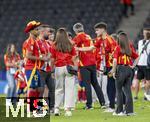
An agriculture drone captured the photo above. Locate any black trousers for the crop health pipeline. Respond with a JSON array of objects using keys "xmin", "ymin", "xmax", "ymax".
[
  {"xmin": 115, "ymin": 65, "xmax": 134, "ymax": 114},
  {"xmin": 40, "ymin": 71, "xmax": 55, "ymax": 109},
  {"xmin": 80, "ymin": 65, "xmax": 105, "ymax": 107},
  {"xmin": 106, "ymin": 67, "xmax": 116, "ymax": 109}
]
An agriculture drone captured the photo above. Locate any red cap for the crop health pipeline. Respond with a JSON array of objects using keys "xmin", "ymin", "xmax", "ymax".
[{"xmin": 24, "ymin": 21, "xmax": 41, "ymax": 33}]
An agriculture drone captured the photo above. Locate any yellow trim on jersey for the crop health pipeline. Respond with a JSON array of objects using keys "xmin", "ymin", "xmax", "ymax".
[{"xmin": 24, "ymin": 61, "xmax": 37, "ymax": 92}]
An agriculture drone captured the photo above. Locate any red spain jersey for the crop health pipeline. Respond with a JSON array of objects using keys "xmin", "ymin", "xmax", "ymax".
[
  {"xmin": 51, "ymin": 45, "xmax": 76, "ymax": 67},
  {"xmin": 73, "ymin": 32, "xmax": 96, "ymax": 67},
  {"xmin": 24, "ymin": 38, "xmax": 39, "ymax": 70},
  {"xmin": 22, "ymin": 37, "xmax": 34, "ymax": 66},
  {"xmin": 37, "ymin": 40, "xmax": 52, "ymax": 72},
  {"xmin": 94, "ymin": 35, "xmax": 117, "ymax": 68},
  {"xmin": 4, "ymin": 54, "xmax": 20, "ymax": 70},
  {"xmin": 114, "ymin": 45, "xmax": 138, "ymax": 65},
  {"xmin": 22, "ymin": 37, "xmax": 34, "ymax": 58},
  {"xmin": 93, "ymin": 39, "xmax": 101, "ymax": 70}
]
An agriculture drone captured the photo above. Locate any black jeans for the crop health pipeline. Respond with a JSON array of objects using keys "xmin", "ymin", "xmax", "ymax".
[
  {"xmin": 115, "ymin": 65, "xmax": 134, "ymax": 114},
  {"xmin": 106, "ymin": 67, "xmax": 116, "ymax": 109},
  {"xmin": 80, "ymin": 65, "xmax": 105, "ymax": 107},
  {"xmin": 40, "ymin": 71, "xmax": 55, "ymax": 109}
]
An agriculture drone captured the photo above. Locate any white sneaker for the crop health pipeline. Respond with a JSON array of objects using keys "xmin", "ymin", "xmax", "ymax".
[
  {"xmin": 112, "ymin": 112, "xmax": 117, "ymax": 116},
  {"xmin": 117, "ymin": 112, "xmax": 126, "ymax": 116},
  {"xmin": 126, "ymin": 113, "xmax": 136, "ymax": 116},
  {"xmin": 144, "ymin": 93, "xmax": 150, "ymax": 101},
  {"xmin": 113, "ymin": 112, "xmax": 126, "ymax": 116},
  {"xmin": 54, "ymin": 108, "xmax": 60, "ymax": 116},
  {"xmin": 104, "ymin": 108, "xmax": 115, "ymax": 113},
  {"xmin": 65, "ymin": 111, "xmax": 72, "ymax": 117}
]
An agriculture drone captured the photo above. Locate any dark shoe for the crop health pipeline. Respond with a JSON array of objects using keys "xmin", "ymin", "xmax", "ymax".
[
  {"xmin": 133, "ymin": 96, "xmax": 138, "ymax": 101},
  {"xmin": 144, "ymin": 96, "xmax": 148, "ymax": 101},
  {"xmin": 49, "ymin": 108, "xmax": 54, "ymax": 114}
]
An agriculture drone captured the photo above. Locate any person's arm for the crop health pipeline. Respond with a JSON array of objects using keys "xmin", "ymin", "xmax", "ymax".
[
  {"xmin": 132, "ymin": 57, "xmax": 139, "ymax": 68},
  {"xmin": 76, "ymin": 45, "xmax": 95, "ymax": 52},
  {"xmin": 72, "ymin": 55, "xmax": 79, "ymax": 66},
  {"xmin": 109, "ymin": 58, "xmax": 117, "ymax": 74},
  {"xmin": 109, "ymin": 46, "xmax": 119, "ymax": 78},
  {"xmin": 5, "ymin": 61, "xmax": 16, "ymax": 67},
  {"xmin": 130, "ymin": 48, "xmax": 139, "ymax": 68},
  {"xmin": 109, "ymin": 58, "xmax": 117, "ymax": 79},
  {"xmin": 4, "ymin": 55, "xmax": 18, "ymax": 68},
  {"xmin": 26, "ymin": 50, "xmax": 40, "ymax": 60},
  {"xmin": 26, "ymin": 50, "xmax": 49, "ymax": 61}
]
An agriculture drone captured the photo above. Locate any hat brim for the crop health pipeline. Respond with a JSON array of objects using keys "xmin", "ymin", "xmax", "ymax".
[{"xmin": 24, "ymin": 22, "xmax": 41, "ymax": 33}]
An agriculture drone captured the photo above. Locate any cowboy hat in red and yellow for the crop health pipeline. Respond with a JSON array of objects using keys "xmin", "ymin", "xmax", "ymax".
[{"xmin": 24, "ymin": 20, "xmax": 41, "ymax": 33}]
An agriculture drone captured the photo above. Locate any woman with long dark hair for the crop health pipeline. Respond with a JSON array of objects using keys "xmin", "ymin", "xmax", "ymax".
[
  {"xmin": 51, "ymin": 28, "xmax": 77, "ymax": 116},
  {"xmin": 110, "ymin": 32, "xmax": 139, "ymax": 116},
  {"xmin": 4, "ymin": 44, "xmax": 20, "ymax": 104}
]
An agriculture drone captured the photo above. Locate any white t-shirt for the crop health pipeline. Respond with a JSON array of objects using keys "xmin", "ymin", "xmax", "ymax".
[{"xmin": 138, "ymin": 39, "xmax": 150, "ymax": 66}]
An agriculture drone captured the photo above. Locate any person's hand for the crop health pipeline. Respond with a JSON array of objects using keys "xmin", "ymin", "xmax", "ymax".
[
  {"xmin": 112, "ymin": 73, "xmax": 116, "ymax": 79},
  {"xmin": 108, "ymin": 69, "xmax": 116, "ymax": 79},
  {"xmin": 43, "ymin": 56, "xmax": 50, "ymax": 62},
  {"xmin": 129, "ymin": 65, "xmax": 135, "ymax": 69},
  {"xmin": 102, "ymin": 31, "xmax": 107, "ymax": 40},
  {"xmin": 51, "ymin": 73, "xmax": 55, "ymax": 79}
]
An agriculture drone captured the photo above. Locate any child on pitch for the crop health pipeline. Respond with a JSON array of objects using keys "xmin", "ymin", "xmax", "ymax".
[{"xmin": 14, "ymin": 60, "xmax": 27, "ymax": 99}]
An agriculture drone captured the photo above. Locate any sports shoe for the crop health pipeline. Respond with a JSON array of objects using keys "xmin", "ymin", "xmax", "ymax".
[
  {"xmin": 144, "ymin": 93, "xmax": 150, "ymax": 101},
  {"xmin": 50, "ymin": 108, "xmax": 54, "ymax": 114},
  {"xmin": 126, "ymin": 113, "xmax": 136, "ymax": 116},
  {"xmin": 104, "ymin": 108, "xmax": 115, "ymax": 113},
  {"xmin": 113, "ymin": 112, "xmax": 126, "ymax": 116},
  {"xmin": 65, "ymin": 111, "xmax": 72, "ymax": 117},
  {"xmin": 134, "ymin": 96, "xmax": 138, "ymax": 100},
  {"xmin": 54, "ymin": 108, "xmax": 60, "ymax": 116}
]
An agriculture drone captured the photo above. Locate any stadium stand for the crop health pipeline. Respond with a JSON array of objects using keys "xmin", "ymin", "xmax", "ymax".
[
  {"xmin": 0, "ymin": 0, "xmax": 123, "ymax": 69},
  {"xmin": 135, "ymin": 13, "xmax": 150, "ymax": 47}
]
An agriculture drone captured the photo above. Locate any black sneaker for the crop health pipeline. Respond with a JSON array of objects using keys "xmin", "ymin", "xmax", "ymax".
[
  {"xmin": 133, "ymin": 97, "xmax": 138, "ymax": 101},
  {"xmin": 144, "ymin": 96, "xmax": 148, "ymax": 101}
]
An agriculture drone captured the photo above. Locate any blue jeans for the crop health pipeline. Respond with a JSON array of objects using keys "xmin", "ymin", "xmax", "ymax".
[{"xmin": 6, "ymin": 70, "xmax": 17, "ymax": 98}]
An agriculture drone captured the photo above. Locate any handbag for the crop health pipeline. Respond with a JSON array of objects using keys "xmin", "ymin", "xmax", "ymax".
[{"xmin": 67, "ymin": 65, "xmax": 78, "ymax": 75}]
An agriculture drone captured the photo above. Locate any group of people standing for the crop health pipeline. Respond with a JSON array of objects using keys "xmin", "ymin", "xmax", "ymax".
[{"xmin": 4, "ymin": 20, "xmax": 150, "ymax": 117}]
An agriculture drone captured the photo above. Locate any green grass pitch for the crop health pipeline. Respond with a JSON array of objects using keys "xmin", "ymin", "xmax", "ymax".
[{"xmin": 0, "ymin": 91, "xmax": 150, "ymax": 122}]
